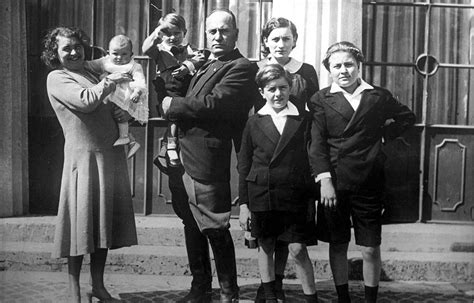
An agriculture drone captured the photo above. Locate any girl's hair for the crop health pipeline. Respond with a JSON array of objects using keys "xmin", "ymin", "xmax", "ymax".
[
  {"xmin": 322, "ymin": 41, "xmax": 365, "ymax": 71},
  {"xmin": 261, "ymin": 17, "xmax": 298, "ymax": 57},
  {"xmin": 41, "ymin": 26, "xmax": 90, "ymax": 69},
  {"xmin": 255, "ymin": 64, "xmax": 293, "ymax": 89},
  {"xmin": 159, "ymin": 13, "xmax": 187, "ymax": 32}
]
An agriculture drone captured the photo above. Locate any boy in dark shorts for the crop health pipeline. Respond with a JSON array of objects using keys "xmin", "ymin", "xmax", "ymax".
[
  {"xmin": 238, "ymin": 64, "xmax": 319, "ymax": 303},
  {"xmin": 308, "ymin": 41, "xmax": 415, "ymax": 303}
]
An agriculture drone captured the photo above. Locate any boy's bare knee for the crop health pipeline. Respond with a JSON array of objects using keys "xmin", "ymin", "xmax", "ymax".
[
  {"xmin": 288, "ymin": 243, "xmax": 306, "ymax": 260},
  {"xmin": 258, "ymin": 237, "xmax": 276, "ymax": 253},
  {"xmin": 361, "ymin": 245, "xmax": 380, "ymax": 261}
]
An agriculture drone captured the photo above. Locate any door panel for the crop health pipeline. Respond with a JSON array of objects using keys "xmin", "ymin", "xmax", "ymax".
[
  {"xmin": 382, "ymin": 127, "xmax": 421, "ymax": 223},
  {"xmin": 427, "ymin": 128, "xmax": 474, "ymax": 222}
]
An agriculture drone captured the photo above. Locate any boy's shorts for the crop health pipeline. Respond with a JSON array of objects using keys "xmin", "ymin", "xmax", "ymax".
[
  {"xmin": 320, "ymin": 188, "xmax": 383, "ymax": 247},
  {"xmin": 250, "ymin": 209, "xmax": 317, "ymax": 245}
]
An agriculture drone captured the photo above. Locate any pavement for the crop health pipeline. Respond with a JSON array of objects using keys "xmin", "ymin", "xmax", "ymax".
[{"xmin": 0, "ymin": 271, "xmax": 473, "ymax": 303}]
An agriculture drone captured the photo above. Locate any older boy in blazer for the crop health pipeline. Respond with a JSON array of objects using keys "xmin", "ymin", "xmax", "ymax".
[{"xmin": 308, "ymin": 42, "xmax": 415, "ymax": 303}]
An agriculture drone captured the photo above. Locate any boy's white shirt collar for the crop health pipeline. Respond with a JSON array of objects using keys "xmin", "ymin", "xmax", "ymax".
[
  {"xmin": 330, "ymin": 78, "xmax": 374, "ymax": 96},
  {"xmin": 258, "ymin": 100, "xmax": 299, "ymax": 117},
  {"xmin": 264, "ymin": 55, "xmax": 303, "ymax": 74},
  {"xmin": 158, "ymin": 43, "xmax": 191, "ymax": 53}
]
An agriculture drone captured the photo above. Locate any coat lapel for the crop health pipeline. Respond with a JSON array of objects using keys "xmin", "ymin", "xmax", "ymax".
[
  {"xmin": 189, "ymin": 60, "xmax": 225, "ymax": 94},
  {"xmin": 343, "ymin": 90, "xmax": 380, "ymax": 133},
  {"xmin": 256, "ymin": 115, "xmax": 280, "ymax": 146},
  {"xmin": 189, "ymin": 49, "xmax": 242, "ymax": 95},
  {"xmin": 271, "ymin": 115, "xmax": 302, "ymax": 163},
  {"xmin": 324, "ymin": 92, "xmax": 355, "ymax": 122}
]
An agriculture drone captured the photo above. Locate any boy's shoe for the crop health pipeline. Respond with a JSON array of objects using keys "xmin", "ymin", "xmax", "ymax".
[
  {"xmin": 167, "ymin": 149, "xmax": 181, "ymax": 167},
  {"xmin": 114, "ymin": 136, "xmax": 131, "ymax": 146},
  {"xmin": 166, "ymin": 137, "xmax": 181, "ymax": 167},
  {"xmin": 127, "ymin": 141, "xmax": 140, "ymax": 159}
]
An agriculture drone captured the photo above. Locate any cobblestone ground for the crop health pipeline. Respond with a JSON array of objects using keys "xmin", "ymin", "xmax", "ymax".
[{"xmin": 0, "ymin": 272, "xmax": 472, "ymax": 303}]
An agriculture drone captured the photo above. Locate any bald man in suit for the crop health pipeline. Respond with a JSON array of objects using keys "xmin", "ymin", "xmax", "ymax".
[{"xmin": 162, "ymin": 9, "xmax": 259, "ymax": 303}]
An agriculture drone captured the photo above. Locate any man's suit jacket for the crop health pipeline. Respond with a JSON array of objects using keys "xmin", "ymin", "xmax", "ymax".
[
  {"xmin": 166, "ymin": 49, "xmax": 259, "ymax": 182},
  {"xmin": 308, "ymin": 85, "xmax": 416, "ymax": 191},
  {"xmin": 238, "ymin": 111, "xmax": 315, "ymax": 212}
]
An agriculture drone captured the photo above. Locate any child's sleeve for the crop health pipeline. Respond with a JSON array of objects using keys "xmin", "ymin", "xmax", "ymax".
[
  {"xmin": 84, "ymin": 57, "xmax": 107, "ymax": 75},
  {"xmin": 182, "ymin": 49, "xmax": 211, "ymax": 75},
  {"xmin": 129, "ymin": 61, "xmax": 148, "ymax": 93}
]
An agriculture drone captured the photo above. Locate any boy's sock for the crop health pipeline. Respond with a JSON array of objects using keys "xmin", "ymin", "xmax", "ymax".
[
  {"xmin": 166, "ymin": 137, "xmax": 180, "ymax": 166},
  {"xmin": 336, "ymin": 284, "xmax": 351, "ymax": 303},
  {"xmin": 364, "ymin": 285, "xmax": 378, "ymax": 303},
  {"xmin": 127, "ymin": 141, "xmax": 140, "ymax": 159},
  {"xmin": 262, "ymin": 281, "xmax": 277, "ymax": 301},
  {"xmin": 113, "ymin": 136, "xmax": 130, "ymax": 146},
  {"xmin": 303, "ymin": 292, "xmax": 318, "ymax": 303},
  {"xmin": 275, "ymin": 274, "xmax": 285, "ymax": 299}
]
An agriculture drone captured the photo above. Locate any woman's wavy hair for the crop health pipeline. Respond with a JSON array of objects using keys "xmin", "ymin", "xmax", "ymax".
[
  {"xmin": 260, "ymin": 17, "xmax": 298, "ymax": 57},
  {"xmin": 322, "ymin": 41, "xmax": 365, "ymax": 71},
  {"xmin": 255, "ymin": 64, "xmax": 293, "ymax": 89},
  {"xmin": 41, "ymin": 26, "xmax": 90, "ymax": 69}
]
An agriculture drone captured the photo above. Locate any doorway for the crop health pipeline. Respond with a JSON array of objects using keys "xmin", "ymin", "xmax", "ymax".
[{"xmin": 363, "ymin": 0, "xmax": 474, "ymax": 223}]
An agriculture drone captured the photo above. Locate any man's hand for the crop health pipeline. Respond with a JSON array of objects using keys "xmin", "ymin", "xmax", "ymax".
[
  {"xmin": 384, "ymin": 118, "xmax": 395, "ymax": 126},
  {"xmin": 239, "ymin": 204, "xmax": 250, "ymax": 231},
  {"xmin": 320, "ymin": 178, "xmax": 337, "ymax": 209},
  {"xmin": 172, "ymin": 65, "xmax": 190, "ymax": 78},
  {"xmin": 113, "ymin": 105, "xmax": 132, "ymax": 123}
]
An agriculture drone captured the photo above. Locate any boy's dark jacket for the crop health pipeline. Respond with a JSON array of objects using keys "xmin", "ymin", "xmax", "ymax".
[
  {"xmin": 308, "ymin": 85, "xmax": 416, "ymax": 191},
  {"xmin": 238, "ymin": 110, "xmax": 316, "ymax": 212}
]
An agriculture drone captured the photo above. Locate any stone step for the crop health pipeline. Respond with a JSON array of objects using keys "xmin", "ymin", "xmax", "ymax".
[
  {"xmin": 1, "ymin": 216, "xmax": 473, "ymax": 252},
  {"xmin": 1, "ymin": 241, "xmax": 473, "ymax": 283}
]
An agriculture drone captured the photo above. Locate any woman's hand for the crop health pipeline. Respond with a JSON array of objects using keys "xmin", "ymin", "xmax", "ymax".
[
  {"xmin": 112, "ymin": 105, "xmax": 132, "ymax": 123},
  {"xmin": 239, "ymin": 204, "xmax": 250, "ymax": 231},
  {"xmin": 106, "ymin": 72, "xmax": 132, "ymax": 84},
  {"xmin": 320, "ymin": 178, "xmax": 337, "ymax": 209}
]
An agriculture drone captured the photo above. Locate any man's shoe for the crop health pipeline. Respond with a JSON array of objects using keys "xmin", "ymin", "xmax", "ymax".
[{"xmin": 177, "ymin": 289, "xmax": 212, "ymax": 303}]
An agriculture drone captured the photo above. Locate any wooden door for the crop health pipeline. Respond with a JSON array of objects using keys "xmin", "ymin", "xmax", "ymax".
[
  {"xmin": 26, "ymin": 0, "xmax": 149, "ymax": 214},
  {"xmin": 363, "ymin": 1, "xmax": 474, "ymax": 223}
]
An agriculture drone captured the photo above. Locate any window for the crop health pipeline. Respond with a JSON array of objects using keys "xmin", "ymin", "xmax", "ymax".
[{"xmin": 362, "ymin": 0, "xmax": 474, "ymax": 125}]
